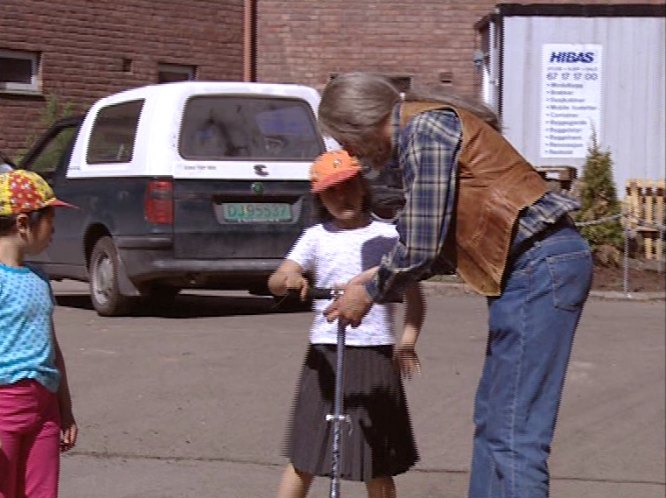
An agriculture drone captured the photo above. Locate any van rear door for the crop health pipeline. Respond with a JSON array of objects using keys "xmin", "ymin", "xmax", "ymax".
[{"xmin": 172, "ymin": 94, "xmax": 324, "ymax": 260}]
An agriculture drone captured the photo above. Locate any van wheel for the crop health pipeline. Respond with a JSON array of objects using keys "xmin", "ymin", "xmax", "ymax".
[{"xmin": 89, "ymin": 236, "xmax": 133, "ymax": 316}]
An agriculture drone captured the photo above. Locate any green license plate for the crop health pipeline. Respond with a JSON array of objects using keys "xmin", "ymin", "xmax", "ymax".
[{"xmin": 222, "ymin": 202, "xmax": 292, "ymax": 223}]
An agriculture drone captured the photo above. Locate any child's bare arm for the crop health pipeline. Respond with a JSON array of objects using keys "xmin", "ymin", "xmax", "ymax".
[
  {"xmin": 401, "ymin": 282, "xmax": 425, "ymax": 345},
  {"xmin": 52, "ymin": 321, "xmax": 78, "ymax": 452},
  {"xmin": 268, "ymin": 260, "xmax": 309, "ymax": 300},
  {"xmin": 395, "ymin": 282, "xmax": 426, "ymax": 377}
]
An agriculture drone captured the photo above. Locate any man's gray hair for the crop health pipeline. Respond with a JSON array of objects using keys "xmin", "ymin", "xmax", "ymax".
[
  {"xmin": 319, "ymin": 73, "xmax": 502, "ymax": 149},
  {"xmin": 318, "ymin": 73, "xmax": 401, "ymax": 151}
]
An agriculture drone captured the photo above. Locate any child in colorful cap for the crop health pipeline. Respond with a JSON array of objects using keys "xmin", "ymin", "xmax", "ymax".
[
  {"xmin": 0, "ymin": 170, "xmax": 78, "ymax": 498},
  {"xmin": 269, "ymin": 150, "xmax": 425, "ymax": 498},
  {"xmin": 0, "ymin": 169, "xmax": 75, "ymax": 216}
]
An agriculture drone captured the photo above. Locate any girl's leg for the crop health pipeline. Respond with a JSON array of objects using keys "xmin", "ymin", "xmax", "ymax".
[
  {"xmin": 0, "ymin": 430, "xmax": 22, "ymax": 498},
  {"xmin": 23, "ymin": 387, "xmax": 60, "ymax": 498},
  {"xmin": 276, "ymin": 463, "xmax": 313, "ymax": 498},
  {"xmin": 1, "ymin": 381, "xmax": 41, "ymax": 498},
  {"xmin": 366, "ymin": 476, "xmax": 396, "ymax": 498}
]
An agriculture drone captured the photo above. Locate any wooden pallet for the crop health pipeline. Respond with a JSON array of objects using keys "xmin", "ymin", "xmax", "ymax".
[{"xmin": 624, "ymin": 179, "xmax": 665, "ymax": 260}]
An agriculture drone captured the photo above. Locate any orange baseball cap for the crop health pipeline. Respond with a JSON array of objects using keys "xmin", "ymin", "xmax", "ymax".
[
  {"xmin": 0, "ymin": 169, "xmax": 76, "ymax": 216},
  {"xmin": 310, "ymin": 150, "xmax": 361, "ymax": 193}
]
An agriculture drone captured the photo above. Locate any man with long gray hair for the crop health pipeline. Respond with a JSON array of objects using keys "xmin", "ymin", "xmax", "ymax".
[{"xmin": 319, "ymin": 72, "xmax": 592, "ymax": 498}]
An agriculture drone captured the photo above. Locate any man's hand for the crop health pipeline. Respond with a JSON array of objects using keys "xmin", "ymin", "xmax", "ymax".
[{"xmin": 323, "ymin": 281, "xmax": 373, "ymax": 327}]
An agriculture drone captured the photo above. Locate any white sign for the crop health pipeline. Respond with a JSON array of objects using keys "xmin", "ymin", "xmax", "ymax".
[{"xmin": 540, "ymin": 44, "xmax": 603, "ymax": 158}]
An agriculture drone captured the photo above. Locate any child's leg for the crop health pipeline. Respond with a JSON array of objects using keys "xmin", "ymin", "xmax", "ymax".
[
  {"xmin": 276, "ymin": 463, "xmax": 313, "ymax": 498},
  {"xmin": 0, "ymin": 380, "xmax": 50, "ymax": 498},
  {"xmin": 23, "ymin": 415, "xmax": 60, "ymax": 497},
  {"xmin": 366, "ymin": 476, "xmax": 396, "ymax": 498},
  {"xmin": 23, "ymin": 384, "xmax": 61, "ymax": 498},
  {"xmin": 0, "ymin": 430, "xmax": 22, "ymax": 498}
]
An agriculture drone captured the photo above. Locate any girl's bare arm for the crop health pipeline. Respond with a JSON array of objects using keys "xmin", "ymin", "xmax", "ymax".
[{"xmin": 52, "ymin": 321, "xmax": 78, "ymax": 451}]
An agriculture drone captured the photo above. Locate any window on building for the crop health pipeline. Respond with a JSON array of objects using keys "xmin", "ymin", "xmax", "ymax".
[
  {"xmin": 476, "ymin": 22, "xmax": 499, "ymax": 111},
  {"xmin": 389, "ymin": 76, "xmax": 412, "ymax": 92},
  {"xmin": 87, "ymin": 100, "xmax": 144, "ymax": 164},
  {"xmin": 0, "ymin": 49, "xmax": 40, "ymax": 92},
  {"xmin": 121, "ymin": 58, "xmax": 133, "ymax": 73},
  {"xmin": 158, "ymin": 63, "xmax": 196, "ymax": 83}
]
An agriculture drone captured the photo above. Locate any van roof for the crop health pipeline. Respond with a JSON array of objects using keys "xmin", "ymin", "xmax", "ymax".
[
  {"xmin": 67, "ymin": 81, "xmax": 325, "ymax": 180},
  {"xmin": 96, "ymin": 81, "xmax": 323, "ymax": 108}
]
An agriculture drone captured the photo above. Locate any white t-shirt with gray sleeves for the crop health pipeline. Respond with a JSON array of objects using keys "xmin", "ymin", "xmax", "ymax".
[{"xmin": 286, "ymin": 220, "xmax": 398, "ymax": 346}]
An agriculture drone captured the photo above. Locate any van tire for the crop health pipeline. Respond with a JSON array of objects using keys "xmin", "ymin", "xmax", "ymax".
[{"xmin": 89, "ymin": 236, "xmax": 133, "ymax": 316}]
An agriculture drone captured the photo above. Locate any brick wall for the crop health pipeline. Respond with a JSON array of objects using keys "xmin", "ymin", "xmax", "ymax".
[
  {"xmin": 2, "ymin": 1, "xmax": 662, "ymax": 159},
  {"xmin": 0, "ymin": 0, "xmax": 244, "ymax": 158},
  {"xmin": 256, "ymin": 0, "xmax": 498, "ymax": 96},
  {"xmin": 256, "ymin": 0, "xmax": 665, "ymax": 96}
]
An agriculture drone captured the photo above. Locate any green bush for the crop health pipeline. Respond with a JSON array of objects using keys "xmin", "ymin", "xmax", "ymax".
[
  {"xmin": 574, "ymin": 134, "xmax": 624, "ymax": 265},
  {"xmin": 18, "ymin": 93, "xmax": 76, "ymax": 162}
]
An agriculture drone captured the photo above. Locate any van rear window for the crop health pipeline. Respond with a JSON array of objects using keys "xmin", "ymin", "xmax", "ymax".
[
  {"xmin": 87, "ymin": 100, "xmax": 144, "ymax": 164},
  {"xmin": 179, "ymin": 96, "xmax": 323, "ymax": 161}
]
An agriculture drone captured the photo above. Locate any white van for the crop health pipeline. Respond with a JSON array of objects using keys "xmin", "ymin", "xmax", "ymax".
[{"xmin": 19, "ymin": 81, "xmax": 326, "ymax": 315}]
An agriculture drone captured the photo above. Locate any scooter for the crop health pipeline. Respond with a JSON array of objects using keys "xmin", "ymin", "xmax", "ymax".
[{"xmin": 304, "ymin": 286, "xmax": 350, "ymax": 498}]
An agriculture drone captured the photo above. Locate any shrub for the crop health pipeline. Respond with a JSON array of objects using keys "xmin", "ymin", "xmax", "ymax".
[
  {"xmin": 574, "ymin": 134, "xmax": 624, "ymax": 265},
  {"xmin": 18, "ymin": 93, "xmax": 76, "ymax": 162}
]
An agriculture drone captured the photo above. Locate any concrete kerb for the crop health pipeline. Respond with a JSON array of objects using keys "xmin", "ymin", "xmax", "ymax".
[
  {"xmin": 51, "ymin": 279, "xmax": 664, "ymax": 302},
  {"xmin": 421, "ymin": 280, "xmax": 666, "ymax": 301}
]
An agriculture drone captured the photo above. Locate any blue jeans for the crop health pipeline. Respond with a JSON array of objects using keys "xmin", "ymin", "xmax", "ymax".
[{"xmin": 468, "ymin": 226, "xmax": 593, "ymax": 498}]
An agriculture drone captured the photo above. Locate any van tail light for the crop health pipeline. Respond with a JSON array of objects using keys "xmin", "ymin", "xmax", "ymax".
[{"xmin": 145, "ymin": 179, "xmax": 174, "ymax": 225}]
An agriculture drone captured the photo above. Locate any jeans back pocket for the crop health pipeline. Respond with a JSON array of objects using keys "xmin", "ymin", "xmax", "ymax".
[{"xmin": 546, "ymin": 250, "xmax": 593, "ymax": 311}]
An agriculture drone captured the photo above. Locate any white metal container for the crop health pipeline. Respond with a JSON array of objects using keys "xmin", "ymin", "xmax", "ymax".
[{"xmin": 477, "ymin": 4, "xmax": 665, "ymax": 190}]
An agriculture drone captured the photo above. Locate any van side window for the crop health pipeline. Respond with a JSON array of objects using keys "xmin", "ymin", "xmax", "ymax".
[
  {"xmin": 87, "ymin": 100, "xmax": 144, "ymax": 164},
  {"xmin": 179, "ymin": 96, "xmax": 323, "ymax": 161}
]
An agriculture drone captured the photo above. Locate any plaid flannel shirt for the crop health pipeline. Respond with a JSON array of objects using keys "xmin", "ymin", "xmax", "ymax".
[{"xmin": 365, "ymin": 104, "xmax": 581, "ymax": 303}]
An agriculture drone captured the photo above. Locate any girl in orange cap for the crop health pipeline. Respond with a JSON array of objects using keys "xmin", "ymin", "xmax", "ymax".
[{"xmin": 268, "ymin": 150, "xmax": 425, "ymax": 498}]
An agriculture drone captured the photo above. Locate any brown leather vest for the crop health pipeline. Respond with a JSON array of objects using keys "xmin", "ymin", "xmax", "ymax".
[{"xmin": 399, "ymin": 101, "xmax": 547, "ymax": 296}]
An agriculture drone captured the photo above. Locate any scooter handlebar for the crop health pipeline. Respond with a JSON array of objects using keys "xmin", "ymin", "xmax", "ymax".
[
  {"xmin": 309, "ymin": 287, "xmax": 337, "ymax": 300},
  {"xmin": 286, "ymin": 287, "xmax": 342, "ymax": 300}
]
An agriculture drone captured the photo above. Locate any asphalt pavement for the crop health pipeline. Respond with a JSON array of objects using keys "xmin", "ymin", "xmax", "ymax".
[{"xmin": 49, "ymin": 280, "xmax": 665, "ymax": 498}]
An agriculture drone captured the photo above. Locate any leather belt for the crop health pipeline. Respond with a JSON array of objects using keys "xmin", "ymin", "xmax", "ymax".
[{"xmin": 510, "ymin": 214, "xmax": 576, "ymax": 260}]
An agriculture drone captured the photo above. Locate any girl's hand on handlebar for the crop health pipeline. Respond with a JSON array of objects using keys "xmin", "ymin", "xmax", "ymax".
[{"xmin": 285, "ymin": 273, "xmax": 309, "ymax": 301}]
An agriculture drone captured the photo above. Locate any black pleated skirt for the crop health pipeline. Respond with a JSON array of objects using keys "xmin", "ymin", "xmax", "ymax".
[{"xmin": 283, "ymin": 343, "xmax": 419, "ymax": 482}]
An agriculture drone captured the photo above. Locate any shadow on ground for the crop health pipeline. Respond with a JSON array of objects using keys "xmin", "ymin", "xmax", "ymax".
[{"xmin": 55, "ymin": 292, "xmax": 312, "ymax": 318}]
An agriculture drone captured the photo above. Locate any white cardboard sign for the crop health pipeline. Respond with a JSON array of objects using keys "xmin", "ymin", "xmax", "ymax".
[{"xmin": 540, "ymin": 43, "xmax": 603, "ymax": 159}]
